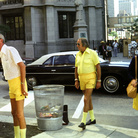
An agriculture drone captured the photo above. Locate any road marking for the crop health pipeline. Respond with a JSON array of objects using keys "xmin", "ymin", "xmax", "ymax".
[
  {"xmin": 0, "ymin": 91, "xmax": 34, "ymax": 112},
  {"xmin": 72, "ymin": 95, "xmax": 84, "ymax": 118}
]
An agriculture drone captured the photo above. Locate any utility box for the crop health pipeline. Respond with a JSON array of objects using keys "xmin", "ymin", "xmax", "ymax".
[{"xmin": 123, "ymin": 39, "xmax": 131, "ymax": 57}]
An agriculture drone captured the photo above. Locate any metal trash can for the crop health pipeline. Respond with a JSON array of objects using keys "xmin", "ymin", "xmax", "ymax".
[{"xmin": 33, "ymin": 85, "xmax": 64, "ymax": 131}]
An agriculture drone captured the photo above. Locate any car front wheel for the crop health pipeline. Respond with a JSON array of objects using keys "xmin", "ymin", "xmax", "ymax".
[
  {"xmin": 103, "ymin": 76, "xmax": 120, "ymax": 93},
  {"xmin": 26, "ymin": 76, "xmax": 37, "ymax": 90}
]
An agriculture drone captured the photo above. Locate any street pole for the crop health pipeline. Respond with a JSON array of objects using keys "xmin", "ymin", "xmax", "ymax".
[{"xmin": 104, "ymin": 0, "xmax": 108, "ymax": 42}]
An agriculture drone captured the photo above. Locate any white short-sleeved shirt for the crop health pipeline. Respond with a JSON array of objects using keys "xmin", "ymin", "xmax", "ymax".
[
  {"xmin": 113, "ymin": 42, "xmax": 118, "ymax": 48},
  {"xmin": 0, "ymin": 44, "xmax": 23, "ymax": 80}
]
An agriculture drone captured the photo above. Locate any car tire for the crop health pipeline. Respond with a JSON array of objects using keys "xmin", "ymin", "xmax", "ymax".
[
  {"xmin": 102, "ymin": 75, "xmax": 121, "ymax": 93},
  {"xmin": 26, "ymin": 76, "xmax": 38, "ymax": 90}
]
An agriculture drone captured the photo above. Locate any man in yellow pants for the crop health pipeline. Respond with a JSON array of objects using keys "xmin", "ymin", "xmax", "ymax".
[
  {"xmin": 75, "ymin": 38, "xmax": 101, "ymax": 129},
  {"xmin": 0, "ymin": 34, "xmax": 28, "ymax": 138}
]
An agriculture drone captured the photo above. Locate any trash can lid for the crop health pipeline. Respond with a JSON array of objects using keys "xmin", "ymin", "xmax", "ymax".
[{"xmin": 33, "ymin": 85, "xmax": 64, "ymax": 90}]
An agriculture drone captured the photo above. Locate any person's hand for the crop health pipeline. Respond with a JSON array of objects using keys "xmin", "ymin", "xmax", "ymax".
[
  {"xmin": 75, "ymin": 81, "xmax": 79, "ymax": 89},
  {"xmin": 131, "ymin": 79, "xmax": 137, "ymax": 87},
  {"xmin": 21, "ymin": 84, "xmax": 28, "ymax": 96},
  {"xmin": 96, "ymin": 82, "xmax": 101, "ymax": 89}
]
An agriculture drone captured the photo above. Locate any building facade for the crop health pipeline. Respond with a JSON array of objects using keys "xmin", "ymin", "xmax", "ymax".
[
  {"xmin": 119, "ymin": 0, "xmax": 134, "ymax": 16},
  {"xmin": 0, "ymin": 0, "xmax": 105, "ymax": 58},
  {"xmin": 133, "ymin": 0, "xmax": 138, "ymax": 15},
  {"xmin": 107, "ymin": 0, "xmax": 119, "ymax": 17},
  {"xmin": 108, "ymin": 15, "xmax": 138, "ymax": 40}
]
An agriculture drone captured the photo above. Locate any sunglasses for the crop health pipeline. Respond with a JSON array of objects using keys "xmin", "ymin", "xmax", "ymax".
[{"xmin": 76, "ymin": 43, "xmax": 80, "ymax": 46}]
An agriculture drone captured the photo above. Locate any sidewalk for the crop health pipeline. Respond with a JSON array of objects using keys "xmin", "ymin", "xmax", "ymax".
[
  {"xmin": 99, "ymin": 52, "xmax": 132, "ymax": 62},
  {"xmin": 1, "ymin": 115, "xmax": 138, "ymax": 138},
  {"xmin": 32, "ymin": 121, "xmax": 138, "ymax": 138}
]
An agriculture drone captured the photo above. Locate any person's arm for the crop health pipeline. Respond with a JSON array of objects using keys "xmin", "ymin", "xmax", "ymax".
[
  {"xmin": 18, "ymin": 62, "xmax": 28, "ymax": 96},
  {"xmin": 128, "ymin": 56, "xmax": 135, "ymax": 81},
  {"xmin": 75, "ymin": 67, "xmax": 79, "ymax": 89},
  {"xmin": 96, "ymin": 63, "xmax": 101, "ymax": 89},
  {"xmin": 112, "ymin": 42, "xmax": 115, "ymax": 47},
  {"xmin": 128, "ymin": 56, "xmax": 138, "ymax": 87}
]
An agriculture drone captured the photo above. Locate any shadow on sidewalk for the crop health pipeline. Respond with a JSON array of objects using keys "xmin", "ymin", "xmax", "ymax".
[{"xmin": 0, "ymin": 122, "xmax": 42, "ymax": 138}]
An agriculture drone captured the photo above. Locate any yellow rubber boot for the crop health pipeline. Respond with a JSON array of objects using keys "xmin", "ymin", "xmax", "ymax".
[{"xmin": 14, "ymin": 126, "xmax": 20, "ymax": 138}]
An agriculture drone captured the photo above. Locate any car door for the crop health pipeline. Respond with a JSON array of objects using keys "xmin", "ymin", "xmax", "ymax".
[
  {"xmin": 28, "ymin": 56, "xmax": 55, "ymax": 84},
  {"xmin": 51, "ymin": 54, "xmax": 75, "ymax": 85}
]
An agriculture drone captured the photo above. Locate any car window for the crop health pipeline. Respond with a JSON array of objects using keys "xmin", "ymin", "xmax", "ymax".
[
  {"xmin": 53, "ymin": 55, "xmax": 75, "ymax": 66},
  {"xmin": 68, "ymin": 55, "xmax": 75, "ymax": 65},
  {"xmin": 43, "ymin": 57, "xmax": 53, "ymax": 66}
]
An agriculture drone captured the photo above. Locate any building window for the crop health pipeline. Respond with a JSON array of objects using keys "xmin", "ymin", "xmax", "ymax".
[
  {"xmin": 126, "ymin": 18, "xmax": 129, "ymax": 23},
  {"xmin": 2, "ymin": 0, "xmax": 23, "ymax": 5},
  {"xmin": 4, "ymin": 15, "xmax": 24, "ymax": 40},
  {"xmin": 58, "ymin": 12, "xmax": 76, "ymax": 38}
]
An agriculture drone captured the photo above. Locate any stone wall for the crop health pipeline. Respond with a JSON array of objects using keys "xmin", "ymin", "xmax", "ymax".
[
  {"xmin": 6, "ymin": 40, "xmax": 25, "ymax": 58},
  {"xmin": 0, "ymin": 0, "xmax": 105, "ymax": 58}
]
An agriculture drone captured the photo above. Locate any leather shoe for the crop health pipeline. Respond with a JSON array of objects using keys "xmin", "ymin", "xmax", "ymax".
[
  {"xmin": 78, "ymin": 123, "xmax": 86, "ymax": 129},
  {"xmin": 86, "ymin": 119, "xmax": 96, "ymax": 125}
]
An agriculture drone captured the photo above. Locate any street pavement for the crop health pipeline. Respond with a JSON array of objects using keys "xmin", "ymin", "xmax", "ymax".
[{"xmin": 1, "ymin": 52, "xmax": 138, "ymax": 138}]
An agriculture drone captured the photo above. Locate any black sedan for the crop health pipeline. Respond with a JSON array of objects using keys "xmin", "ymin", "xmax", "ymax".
[{"xmin": 26, "ymin": 51, "xmax": 130, "ymax": 93}]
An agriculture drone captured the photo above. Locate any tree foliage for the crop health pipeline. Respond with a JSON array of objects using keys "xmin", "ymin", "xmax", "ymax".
[
  {"xmin": 109, "ymin": 31, "xmax": 118, "ymax": 38},
  {"xmin": 127, "ymin": 18, "xmax": 138, "ymax": 33},
  {"xmin": 133, "ymin": 18, "xmax": 138, "ymax": 32},
  {"xmin": 0, "ymin": 24, "xmax": 10, "ymax": 34}
]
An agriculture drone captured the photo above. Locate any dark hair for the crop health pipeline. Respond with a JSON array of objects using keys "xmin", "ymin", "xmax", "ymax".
[
  {"xmin": 106, "ymin": 42, "xmax": 109, "ymax": 45},
  {"xmin": 79, "ymin": 38, "xmax": 89, "ymax": 48}
]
